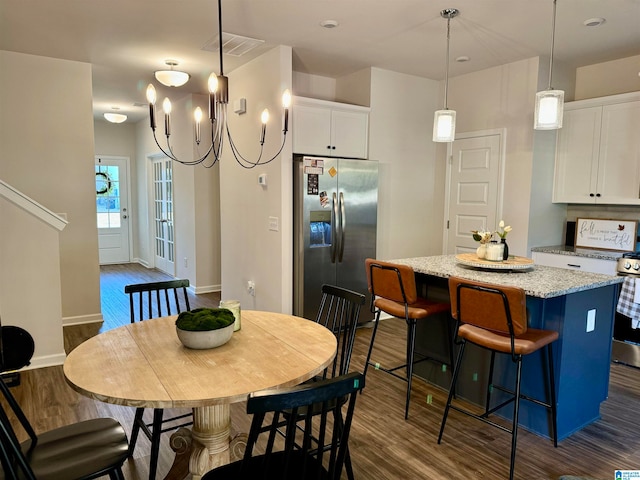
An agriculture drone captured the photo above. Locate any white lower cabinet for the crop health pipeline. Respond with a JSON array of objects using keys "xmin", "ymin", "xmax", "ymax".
[{"xmin": 532, "ymin": 251, "xmax": 617, "ymax": 276}]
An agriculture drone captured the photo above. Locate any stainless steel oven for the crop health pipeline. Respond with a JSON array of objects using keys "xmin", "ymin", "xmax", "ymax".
[{"xmin": 612, "ymin": 252, "xmax": 640, "ymax": 368}]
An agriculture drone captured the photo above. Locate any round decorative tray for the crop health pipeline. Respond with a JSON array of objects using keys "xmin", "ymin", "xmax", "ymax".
[{"xmin": 455, "ymin": 253, "xmax": 534, "ymax": 271}]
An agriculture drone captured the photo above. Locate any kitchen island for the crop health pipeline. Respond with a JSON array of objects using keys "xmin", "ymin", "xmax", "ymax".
[{"xmin": 390, "ymin": 255, "xmax": 623, "ymax": 441}]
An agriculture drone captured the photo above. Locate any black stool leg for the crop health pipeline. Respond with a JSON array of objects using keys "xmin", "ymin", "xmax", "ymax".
[
  {"xmin": 363, "ymin": 310, "xmax": 382, "ymax": 382},
  {"xmin": 548, "ymin": 343, "xmax": 558, "ymax": 448},
  {"xmin": 484, "ymin": 351, "xmax": 497, "ymax": 417},
  {"xmin": 149, "ymin": 408, "xmax": 164, "ymax": 480},
  {"xmin": 438, "ymin": 340, "xmax": 466, "ymax": 444},
  {"xmin": 128, "ymin": 408, "xmax": 144, "ymax": 457},
  {"xmin": 405, "ymin": 319, "xmax": 417, "ymax": 419},
  {"xmin": 509, "ymin": 357, "xmax": 523, "ymax": 480}
]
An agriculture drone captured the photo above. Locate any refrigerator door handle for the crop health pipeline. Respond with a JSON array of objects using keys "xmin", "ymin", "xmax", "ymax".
[
  {"xmin": 331, "ymin": 192, "xmax": 338, "ymax": 263},
  {"xmin": 338, "ymin": 192, "xmax": 346, "ymax": 262}
]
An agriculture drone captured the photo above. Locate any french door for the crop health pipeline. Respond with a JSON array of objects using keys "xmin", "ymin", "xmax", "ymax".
[
  {"xmin": 152, "ymin": 157, "xmax": 175, "ymax": 275},
  {"xmin": 96, "ymin": 156, "xmax": 130, "ymax": 264}
]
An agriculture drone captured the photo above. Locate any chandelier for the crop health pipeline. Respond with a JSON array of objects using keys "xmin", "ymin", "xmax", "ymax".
[{"xmin": 146, "ymin": 0, "xmax": 290, "ymax": 168}]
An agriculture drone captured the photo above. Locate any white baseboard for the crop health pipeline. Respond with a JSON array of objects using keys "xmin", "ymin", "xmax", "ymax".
[
  {"xmin": 19, "ymin": 352, "xmax": 67, "ymax": 370},
  {"xmin": 62, "ymin": 313, "xmax": 103, "ymax": 326},
  {"xmin": 133, "ymin": 257, "xmax": 150, "ymax": 268},
  {"xmin": 193, "ymin": 284, "xmax": 221, "ymax": 295}
]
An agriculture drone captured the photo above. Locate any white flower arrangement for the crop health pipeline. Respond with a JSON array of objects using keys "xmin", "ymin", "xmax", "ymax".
[{"xmin": 496, "ymin": 220, "xmax": 512, "ymax": 239}]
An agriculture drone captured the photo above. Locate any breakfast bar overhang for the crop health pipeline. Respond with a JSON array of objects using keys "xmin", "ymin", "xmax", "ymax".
[{"xmin": 390, "ymin": 255, "xmax": 624, "ymax": 441}]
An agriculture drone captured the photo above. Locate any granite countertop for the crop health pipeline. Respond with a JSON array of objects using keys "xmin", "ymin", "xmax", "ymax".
[
  {"xmin": 390, "ymin": 255, "xmax": 623, "ymax": 299},
  {"xmin": 530, "ymin": 245, "xmax": 624, "ymax": 261}
]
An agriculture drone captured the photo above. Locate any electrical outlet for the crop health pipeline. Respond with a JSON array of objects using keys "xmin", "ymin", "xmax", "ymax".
[
  {"xmin": 247, "ymin": 280, "xmax": 255, "ymax": 296},
  {"xmin": 587, "ymin": 309, "xmax": 596, "ymax": 332},
  {"xmin": 183, "ymin": 257, "xmax": 188, "ymax": 268}
]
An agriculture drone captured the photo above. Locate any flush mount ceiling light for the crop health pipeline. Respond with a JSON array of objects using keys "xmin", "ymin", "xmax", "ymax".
[
  {"xmin": 583, "ymin": 17, "xmax": 605, "ymax": 27},
  {"xmin": 433, "ymin": 8, "xmax": 459, "ymax": 143},
  {"xmin": 320, "ymin": 20, "xmax": 339, "ymax": 28},
  {"xmin": 104, "ymin": 107, "xmax": 127, "ymax": 123},
  {"xmin": 146, "ymin": 0, "xmax": 290, "ymax": 168},
  {"xmin": 154, "ymin": 60, "xmax": 190, "ymax": 87},
  {"xmin": 534, "ymin": 0, "xmax": 564, "ymax": 130}
]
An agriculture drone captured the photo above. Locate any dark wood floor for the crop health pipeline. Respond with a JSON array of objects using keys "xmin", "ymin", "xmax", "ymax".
[{"xmin": 5, "ymin": 263, "xmax": 640, "ymax": 479}]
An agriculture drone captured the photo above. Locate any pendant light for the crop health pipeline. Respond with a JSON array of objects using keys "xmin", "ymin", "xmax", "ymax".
[
  {"xmin": 146, "ymin": 0, "xmax": 290, "ymax": 168},
  {"xmin": 433, "ymin": 8, "xmax": 459, "ymax": 143},
  {"xmin": 534, "ymin": 0, "xmax": 564, "ymax": 130}
]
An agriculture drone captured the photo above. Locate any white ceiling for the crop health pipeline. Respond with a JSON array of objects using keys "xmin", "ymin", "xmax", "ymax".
[{"xmin": 1, "ymin": 0, "xmax": 639, "ymax": 123}]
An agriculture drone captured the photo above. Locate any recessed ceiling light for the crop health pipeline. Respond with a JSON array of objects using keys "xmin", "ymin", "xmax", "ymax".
[
  {"xmin": 320, "ymin": 20, "xmax": 339, "ymax": 29},
  {"xmin": 583, "ymin": 17, "xmax": 605, "ymax": 27},
  {"xmin": 456, "ymin": 56, "xmax": 470, "ymax": 63}
]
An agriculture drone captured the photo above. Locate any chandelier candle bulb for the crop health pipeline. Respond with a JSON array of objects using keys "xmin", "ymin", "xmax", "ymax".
[
  {"xmin": 282, "ymin": 89, "xmax": 291, "ymax": 133},
  {"xmin": 162, "ymin": 98, "xmax": 172, "ymax": 137},
  {"xmin": 194, "ymin": 107, "xmax": 203, "ymax": 144},
  {"xmin": 146, "ymin": 84, "xmax": 157, "ymax": 130},
  {"xmin": 260, "ymin": 109, "xmax": 269, "ymax": 145}
]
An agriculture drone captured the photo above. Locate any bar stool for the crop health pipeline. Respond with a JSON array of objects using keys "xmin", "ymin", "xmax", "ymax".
[
  {"xmin": 438, "ymin": 276, "xmax": 558, "ymax": 480},
  {"xmin": 364, "ymin": 258, "xmax": 452, "ymax": 419}
]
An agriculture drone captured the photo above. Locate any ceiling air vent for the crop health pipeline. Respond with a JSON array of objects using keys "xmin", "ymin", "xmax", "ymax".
[{"xmin": 202, "ymin": 32, "xmax": 265, "ymax": 57}]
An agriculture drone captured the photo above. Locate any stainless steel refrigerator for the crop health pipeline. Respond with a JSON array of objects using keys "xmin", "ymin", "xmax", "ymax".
[{"xmin": 293, "ymin": 155, "xmax": 378, "ymax": 322}]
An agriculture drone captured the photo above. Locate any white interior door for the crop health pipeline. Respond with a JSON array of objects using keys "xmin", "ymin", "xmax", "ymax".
[
  {"xmin": 444, "ymin": 132, "xmax": 503, "ymax": 254},
  {"xmin": 96, "ymin": 156, "xmax": 130, "ymax": 264},
  {"xmin": 153, "ymin": 158, "xmax": 175, "ymax": 275}
]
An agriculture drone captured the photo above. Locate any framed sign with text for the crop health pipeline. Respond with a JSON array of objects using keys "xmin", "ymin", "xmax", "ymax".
[{"xmin": 575, "ymin": 218, "xmax": 637, "ymax": 252}]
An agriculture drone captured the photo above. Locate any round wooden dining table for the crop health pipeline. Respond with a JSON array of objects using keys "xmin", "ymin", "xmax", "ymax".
[{"xmin": 63, "ymin": 310, "xmax": 337, "ymax": 479}]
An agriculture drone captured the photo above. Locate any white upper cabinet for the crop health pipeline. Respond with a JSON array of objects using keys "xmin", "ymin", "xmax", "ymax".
[
  {"xmin": 292, "ymin": 96, "xmax": 369, "ymax": 159},
  {"xmin": 553, "ymin": 92, "xmax": 640, "ymax": 204}
]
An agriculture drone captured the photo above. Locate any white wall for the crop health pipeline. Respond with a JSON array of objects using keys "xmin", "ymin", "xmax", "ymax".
[
  {"xmin": 367, "ymin": 68, "xmax": 441, "ymax": 259},
  {"xmin": 575, "ymin": 55, "xmax": 640, "ymax": 100},
  {"xmin": 0, "ymin": 50, "xmax": 101, "ymax": 325},
  {"xmin": 220, "ymin": 45, "xmax": 292, "ymax": 313},
  {"xmin": 0, "ymin": 195, "xmax": 66, "ymax": 369}
]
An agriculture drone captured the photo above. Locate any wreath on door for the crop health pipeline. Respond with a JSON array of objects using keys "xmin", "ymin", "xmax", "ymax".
[{"xmin": 96, "ymin": 171, "xmax": 112, "ymax": 195}]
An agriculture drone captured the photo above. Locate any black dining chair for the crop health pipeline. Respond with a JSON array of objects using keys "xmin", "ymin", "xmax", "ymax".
[
  {"xmin": 202, "ymin": 372, "xmax": 365, "ymax": 480},
  {"xmin": 124, "ymin": 278, "xmax": 192, "ymax": 480},
  {"xmin": 0, "ymin": 325, "xmax": 129, "ymax": 480}
]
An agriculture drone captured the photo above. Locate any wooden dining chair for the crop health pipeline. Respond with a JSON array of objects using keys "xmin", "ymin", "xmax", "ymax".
[
  {"xmin": 124, "ymin": 278, "xmax": 192, "ymax": 480},
  {"xmin": 438, "ymin": 276, "xmax": 558, "ymax": 480},
  {"xmin": 201, "ymin": 372, "xmax": 365, "ymax": 480},
  {"xmin": 0, "ymin": 339, "xmax": 129, "ymax": 479},
  {"xmin": 364, "ymin": 258, "xmax": 452, "ymax": 419}
]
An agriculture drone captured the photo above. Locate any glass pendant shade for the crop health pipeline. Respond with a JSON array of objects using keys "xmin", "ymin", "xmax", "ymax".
[
  {"xmin": 433, "ymin": 109, "xmax": 456, "ymax": 143},
  {"xmin": 534, "ymin": 89, "xmax": 564, "ymax": 130},
  {"xmin": 154, "ymin": 70, "xmax": 190, "ymax": 87},
  {"xmin": 103, "ymin": 113, "xmax": 127, "ymax": 123}
]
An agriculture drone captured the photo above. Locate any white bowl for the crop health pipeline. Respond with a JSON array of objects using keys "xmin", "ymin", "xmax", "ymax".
[{"xmin": 176, "ymin": 323, "xmax": 234, "ymax": 350}]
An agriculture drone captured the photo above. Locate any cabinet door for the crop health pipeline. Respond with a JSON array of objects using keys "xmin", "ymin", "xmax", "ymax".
[
  {"xmin": 596, "ymin": 101, "xmax": 640, "ymax": 205},
  {"xmin": 331, "ymin": 109, "xmax": 369, "ymax": 159},
  {"xmin": 553, "ymin": 106, "xmax": 601, "ymax": 203},
  {"xmin": 292, "ymin": 104, "xmax": 332, "ymax": 155}
]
